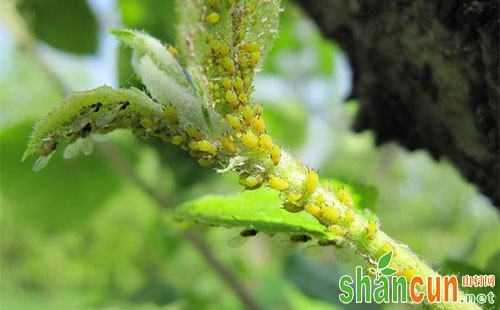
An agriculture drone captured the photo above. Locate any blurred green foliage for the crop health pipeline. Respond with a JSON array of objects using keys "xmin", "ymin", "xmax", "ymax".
[
  {"xmin": 0, "ymin": 1, "xmax": 498, "ymax": 310},
  {"xmin": 18, "ymin": 0, "xmax": 98, "ymax": 54}
]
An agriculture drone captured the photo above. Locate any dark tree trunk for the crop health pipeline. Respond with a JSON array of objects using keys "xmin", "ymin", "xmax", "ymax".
[{"xmin": 297, "ymin": 0, "xmax": 499, "ymax": 207}]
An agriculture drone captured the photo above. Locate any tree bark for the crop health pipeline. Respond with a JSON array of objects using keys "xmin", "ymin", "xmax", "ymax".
[{"xmin": 297, "ymin": 0, "xmax": 499, "ymax": 207}]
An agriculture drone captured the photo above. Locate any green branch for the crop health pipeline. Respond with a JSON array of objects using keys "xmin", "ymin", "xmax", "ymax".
[{"xmin": 21, "ymin": 0, "xmax": 480, "ymax": 308}]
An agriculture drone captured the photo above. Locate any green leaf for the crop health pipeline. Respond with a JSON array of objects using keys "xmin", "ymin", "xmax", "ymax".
[
  {"xmin": 1, "ymin": 123, "xmax": 122, "ymax": 233},
  {"xmin": 380, "ymin": 267, "xmax": 398, "ymax": 277},
  {"xmin": 118, "ymin": 0, "xmax": 177, "ymax": 43},
  {"xmin": 377, "ymin": 251, "xmax": 392, "ymax": 269},
  {"xmin": 18, "ymin": 0, "xmax": 98, "ymax": 54},
  {"xmin": 263, "ymin": 2, "xmax": 338, "ymax": 77},
  {"xmin": 485, "ymin": 249, "xmax": 500, "ymax": 276},
  {"xmin": 110, "ymin": 29, "xmax": 220, "ymax": 135},
  {"xmin": 23, "ymin": 86, "xmax": 166, "ymax": 163},
  {"xmin": 368, "ymin": 268, "xmax": 377, "ymax": 274},
  {"xmin": 173, "ymin": 188, "xmax": 335, "ymax": 240}
]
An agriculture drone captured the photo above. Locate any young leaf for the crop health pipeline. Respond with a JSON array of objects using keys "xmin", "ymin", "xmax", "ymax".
[
  {"xmin": 23, "ymin": 86, "xmax": 166, "ymax": 164},
  {"xmin": 110, "ymin": 29, "xmax": 221, "ymax": 135},
  {"xmin": 173, "ymin": 188, "xmax": 337, "ymax": 240},
  {"xmin": 377, "ymin": 250, "xmax": 393, "ymax": 269}
]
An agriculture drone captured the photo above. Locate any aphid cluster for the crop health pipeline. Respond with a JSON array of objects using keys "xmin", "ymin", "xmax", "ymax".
[
  {"xmin": 32, "ymin": 101, "xmax": 130, "ymax": 171},
  {"xmin": 198, "ymin": 0, "xmax": 283, "ymax": 174},
  {"xmin": 267, "ymin": 168, "xmax": 360, "ymax": 242}
]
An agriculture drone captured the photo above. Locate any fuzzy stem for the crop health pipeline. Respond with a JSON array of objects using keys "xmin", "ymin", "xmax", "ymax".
[{"xmin": 271, "ymin": 151, "xmax": 478, "ymax": 310}]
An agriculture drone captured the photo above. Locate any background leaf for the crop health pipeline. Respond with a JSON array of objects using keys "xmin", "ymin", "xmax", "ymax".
[
  {"xmin": 441, "ymin": 259, "xmax": 499, "ymax": 309},
  {"xmin": 117, "ymin": 0, "xmax": 177, "ymax": 88},
  {"xmin": 18, "ymin": 0, "xmax": 98, "ymax": 54}
]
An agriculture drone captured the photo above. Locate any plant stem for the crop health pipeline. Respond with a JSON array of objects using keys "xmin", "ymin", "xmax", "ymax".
[
  {"xmin": 183, "ymin": 230, "xmax": 261, "ymax": 310},
  {"xmin": 273, "ymin": 151, "xmax": 479, "ymax": 310}
]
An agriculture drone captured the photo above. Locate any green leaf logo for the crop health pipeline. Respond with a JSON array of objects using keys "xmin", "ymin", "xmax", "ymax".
[
  {"xmin": 373, "ymin": 251, "xmax": 398, "ymax": 279},
  {"xmin": 378, "ymin": 251, "xmax": 392, "ymax": 269}
]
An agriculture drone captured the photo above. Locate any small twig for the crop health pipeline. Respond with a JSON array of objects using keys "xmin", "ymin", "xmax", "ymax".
[
  {"xmin": 96, "ymin": 143, "xmax": 261, "ymax": 310},
  {"xmin": 183, "ymin": 230, "xmax": 261, "ymax": 310}
]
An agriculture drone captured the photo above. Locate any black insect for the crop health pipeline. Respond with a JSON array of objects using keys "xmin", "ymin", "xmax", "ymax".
[
  {"xmin": 289, "ymin": 234, "xmax": 312, "ymax": 243},
  {"xmin": 90, "ymin": 102, "xmax": 102, "ymax": 112}
]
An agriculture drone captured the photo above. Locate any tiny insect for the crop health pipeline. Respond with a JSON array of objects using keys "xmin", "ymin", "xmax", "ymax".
[
  {"xmin": 185, "ymin": 125, "xmax": 204, "ymax": 140},
  {"xmin": 90, "ymin": 102, "xmax": 102, "ymax": 112},
  {"xmin": 288, "ymin": 192, "xmax": 302, "ymax": 203},
  {"xmin": 63, "ymin": 138, "xmax": 94, "ymax": 159},
  {"xmin": 322, "ymin": 206, "xmax": 341, "ymax": 222},
  {"xmin": 303, "ymin": 238, "xmax": 339, "ymax": 257},
  {"xmin": 290, "ymin": 234, "xmax": 312, "ymax": 243},
  {"xmin": 251, "ymin": 117, "xmax": 265, "ymax": 134},
  {"xmin": 343, "ymin": 209, "xmax": 355, "ymax": 224},
  {"xmin": 337, "ymin": 186, "xmax": 354, "ymax": 208},
  {"xmin": 198, "ymin": 156, "xmax": 216, "ymax": 166},
  {"xmin": 166, "ymin": 45, "xmax": 179, "ymax": 58},
  {"xmin": 38, "ymin": 136, "xmax": 58, "ymax": 155},
  {"xmin": 367, "ymin": 220, "xmax": 377, "ymax": 239},
  {"xmin": 32, "ymin": 153, "xmax": 54, "ymax": 172},
  {"xmin": 95, "ymin": 102, "xmax": 128, "ymax": 128},
  {"xmin": 220, "ymin": 135, "xmax": 237, "ymax": 154},
  {"xmin": 225, "ymin": 114, "xmax": 243, "ymax": 132},
  {"xmin": 225, "ymin": 90, "xmax": 238, "ymax": 108},
  {"xmin": 196, "ymin": 140, "xmax": 218, "ymax": 154},
  {"xmin": 259, "ymin": 134, "xmax": 273, "ymax": 152},
  {"xmin": 241, "ymin": 130, "xmax": 259, "ymax": 148},
  {"xmin": 171, "ymin": 134, "xmax": 186, "ymax": 145},
  {"xmin": 328, "ymin": 225, "xmax": 347, "ymax": 237},
  {"xmin": 268, "ymin": 175, "xmax": 289, "ymax": 191},
  {"xmin": 270, "ymin": 145, "xmax": 281, "ymax": 166},
  {"xmin": 241, "ymin": 42, "xmax": 260, "ymax": 53},
  {"xmin": 205, "ymin": 12, "xmax": 220, "ymax": 24},
  {"xmin": 283, "ymin": 202, "xmax": 302, "ymax": 213},
  {"xmin": 279, "ymin": 234, "xmax": 312, "ymax": 254},
  {"xmin": 221, "ymin": 77, "xmax": 232, "ymax": 90},
  {"xmin": 70, "ymin": 114, "xmax": 92, "ymax": 133},
  {"xmin": 305, "ymin": 170, "xmax": 319, "ymax": 194},
  {"xmin": 228, "ymin": 229, "xmax": 258, "ymax": 247},
  {"xmin": 238, "ymin": 93, "xmax": 248, "ymax": 105},
  {"xmin": 242, "ymin": 175, "xmax": 264, "ymax": 190},
  {"xmin": 164, "ymin": 105, "xmax": 179, "ymax": 124},
  {"xmin": 305, "ymin": 203, "xmax": 322, "ymax": 218},
  {"xmin": 233, "ymin": 77, "xmax": 244, "ymax": 93}
]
